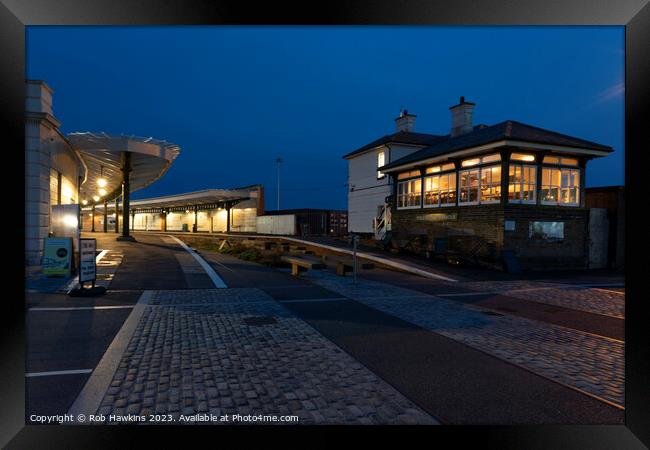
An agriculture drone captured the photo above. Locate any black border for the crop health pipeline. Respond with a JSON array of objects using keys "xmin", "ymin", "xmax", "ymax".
[{"xmin": 3, "ymin": 0, "xmax": 649, "ymax": 448}]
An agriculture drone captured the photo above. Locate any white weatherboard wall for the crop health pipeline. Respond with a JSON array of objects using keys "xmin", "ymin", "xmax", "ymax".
[
  {"xmin": 347, "ymin": 144, "xmax": 424, "ymax": 234},
  {"xmin": 256, "ymin": 215, "xmax": 296, "ymax": 235}
]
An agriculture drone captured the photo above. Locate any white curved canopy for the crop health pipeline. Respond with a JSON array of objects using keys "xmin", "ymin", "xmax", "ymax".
[{"xmin": 67, "ymin": 132, "xmax": 180, "ymax": 204}]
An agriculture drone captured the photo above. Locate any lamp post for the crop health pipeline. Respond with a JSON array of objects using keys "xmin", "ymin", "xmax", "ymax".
[{"xmin": 276, "ymin": 157, "xmax": 283, "ymax": 211}]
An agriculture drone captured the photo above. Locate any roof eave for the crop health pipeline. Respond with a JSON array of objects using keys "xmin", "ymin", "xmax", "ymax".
[{"xmin": 381, "ymin": 139, "xmax": 613, "ymax": 173}]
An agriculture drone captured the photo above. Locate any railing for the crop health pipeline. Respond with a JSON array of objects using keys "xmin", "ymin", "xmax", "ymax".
[{"xmin": 374, "ymin": 204, "xmax": 389, "ymax": 240}]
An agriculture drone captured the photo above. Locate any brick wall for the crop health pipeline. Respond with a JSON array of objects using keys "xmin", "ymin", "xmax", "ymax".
[{"xmin": 391, "ymin": 204, "xmax": 587, "ymax": 270}]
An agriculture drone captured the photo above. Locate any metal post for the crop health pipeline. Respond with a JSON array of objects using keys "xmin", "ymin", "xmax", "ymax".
[
  {"xmin": 226, "ymin": 206, "xmax": 231, "ymax": 233},
  {"xmin": 118, "ymin": 151, "xmax": 135, "ymax": 241},
  {"xmin": 276, "ymin": 157, "xmax": 283, "ymax": 211},
  {"xmin": 193, "ymin": 205, "xmax": 198, "ymax": 232},
  {"xmin": 114, "ymin": 196, "xmax": 119, "ymax": 233},
  {"xmin": 103, "ymin": 199, "xmax": 108, "ymax": 233},
  {"xmin": 352, "ymin": 234, "xmax": 358, "ymax": 285},
  {"xmin": 162, "ymin": 209, "xmax": 167, "ymax": 232},
  {"xmin": 91, "ymin": 204, "xmax": 96, "ymax": 232}
]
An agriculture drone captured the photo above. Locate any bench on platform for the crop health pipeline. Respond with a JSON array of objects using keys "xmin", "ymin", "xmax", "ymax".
[
  {"xmin": 281, "ymin": 255, "xmax": 326, "ymax": 277},
  {"xmin": 334, "ymin": 259, "xmax": 375, "ymax": 276}
]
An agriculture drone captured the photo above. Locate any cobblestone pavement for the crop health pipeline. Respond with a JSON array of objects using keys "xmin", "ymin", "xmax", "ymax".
[
  {"xmin": 457, "ymin": 281, "xmax": 625, "ymax": 319},
  {"xmin": 95, "ymin": 288, "xmax": 437, "ymax": 425},
  {"xmin": 304, "ymin": 272, "xmax": 625, "ymax": 406}
]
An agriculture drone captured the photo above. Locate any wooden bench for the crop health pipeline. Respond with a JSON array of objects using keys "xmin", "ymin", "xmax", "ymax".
[
  {"xmin": 334, "ymin": 259, "xmax": 375, "ymax": 276},
  {"xmin": 281, "ymin": 255, "xmax": 326, "ymax": 277}
]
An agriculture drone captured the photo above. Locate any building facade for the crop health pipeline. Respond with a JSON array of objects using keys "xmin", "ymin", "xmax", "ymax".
[
  {"xmin": 25, "ymin": 80, "xmax": 85, "ymax": 270},
  {"xmin": 346, "ymin": 97, "xmax": 614, "ymax": 270},
  {"xmin": 343, "ymin": 111, "xmax": 444, "ymax": 234}
]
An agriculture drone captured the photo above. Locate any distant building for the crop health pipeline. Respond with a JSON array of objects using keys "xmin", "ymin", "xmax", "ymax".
[
  {"xmin": 343, "ymin": 97, "xmax": 615, "ymax": 270},
  {"xmin": 263, "ymin": 209, "xmax": 348, "ymax": 237}
]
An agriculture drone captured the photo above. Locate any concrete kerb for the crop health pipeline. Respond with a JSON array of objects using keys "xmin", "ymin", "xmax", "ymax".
[{"xmin": 67, "ymin": 290, "xmax": 153, "ymax": 420}]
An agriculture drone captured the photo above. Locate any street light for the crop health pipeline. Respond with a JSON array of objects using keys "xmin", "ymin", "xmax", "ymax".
[
  {"xmin": 97, "ymin": 165, "xmax": 107, "ymax": 188},
  {"xmin": 276, "ymin": 157, "xmax": 283, "ymax": 211},
  {"xmin": 98, "ymin": 188, "xmax": 107, "ymax": 197},
  {"xmin": 93, "ymin": 195, "xmax": 100, "ymax": 202}
]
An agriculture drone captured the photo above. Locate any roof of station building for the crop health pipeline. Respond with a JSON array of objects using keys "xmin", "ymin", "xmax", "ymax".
[{"xmin": 379, "ymin": 120, "xmax": 613, "ymax": 172}]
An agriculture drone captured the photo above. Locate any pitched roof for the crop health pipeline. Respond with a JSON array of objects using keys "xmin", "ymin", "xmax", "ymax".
[
  {"xmin": 342, "ymin": 131, "xmax": 446, "ymax": 159},
  {"xmin": 380, "ymin": 120, "xmax": 613, "ymax": 171}
]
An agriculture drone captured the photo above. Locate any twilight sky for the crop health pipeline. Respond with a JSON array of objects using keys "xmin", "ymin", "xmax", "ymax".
[{"xmin": 27, "ymin": 26, "xmax": 624, "ymax": 210}]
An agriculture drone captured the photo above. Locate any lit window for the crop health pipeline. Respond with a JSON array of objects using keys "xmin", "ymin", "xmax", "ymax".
[
  {"xmin": 508, "ymin": 164, "xmax": 537, "ymax": 203},
  {"xmin": 397, "ymin": 170, "xmax": 421, "ymax": 180},
  {"xmin": 543, "ymin": 156, "xmax": 579, "ymax": 166},
  {"xmin": 459, "ymin": 169, "xmax": 480, "ymax": 204},
  {"xmin": 510, "ymin": 153, "xmax": 536, "ymax": 162},
  {"xmin": 441, "ymin": 163, "xmax": 455, "ymax": 171},
  {"xmin": 377, "ymin": 151, "xmax": 386, "ymax": 178},
  {"xmin": 424, "ymin": 172, "xmax": 456, "ymax": 207},
  {"xmin": 481, "ymin": 153, "xmax": 501, "ymax": 163},
  {"xmin": 462, "ymin": 153, "xmax": 500, "ymax": 167},
  {"xmin": 541, "ymin": 168, "xmax": 580, "ymax": 205},
  {"xmin": 397, "ymin": 178, "xmax": 422, "ymax": 209},
  {"xmin": 425, "ymin": 165, "xmax": 441, "ymax": 174},
  {"xmin": 480, "ymin": 165, "xmax": 501, "ymax": 203},
  {"xmin": 461, "ymin": 158, "xmax": 480, "ymax": 167}
]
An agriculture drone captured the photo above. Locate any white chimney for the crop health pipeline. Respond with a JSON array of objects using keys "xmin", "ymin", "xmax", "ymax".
[
  {"xmin": 395, "ymin": 109, "xmax": 416, "ymax": 132},
  {"xmin": 449, "ymin": 96, "xmax": 475, "ymax": 137}
]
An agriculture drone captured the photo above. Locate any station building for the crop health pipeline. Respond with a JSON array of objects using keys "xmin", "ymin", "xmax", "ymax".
[
  {"xmin": 25, "ymin": 80, "xmax": 181, "ymax": 273},
  {"xmin": 344, "ymin": 97, "xmax": 615, "ymax": 270},
  {"xmin": 81, "ymin": 186, "xmax": 264, "ymax": 234}
]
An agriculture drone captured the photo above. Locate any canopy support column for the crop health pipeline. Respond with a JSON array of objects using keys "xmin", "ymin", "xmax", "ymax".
[
  {"xmin": 193, "ymin": 205, "xmax": 198, "ymax": 232},
  {"xmin": 91, "ymin": 204, "xmax": 96, "ymax": 232},
  {"xmin": 226, "ymin": 205, "xmax": 231, "ymax": 234},
  {"xmin": 162, "ymin": 209, "xmax": 167, "ymax": 232},
  {"xmin": 103, "ymin": 199, "xmax": 108, "ymax": 233},
  {"xmin": 115, "ymin": 196, "xmax": 119, "ymax": 233},
  {"xmin": 117, "ymin": 151, "xmax": 136, "ymax": 242}
]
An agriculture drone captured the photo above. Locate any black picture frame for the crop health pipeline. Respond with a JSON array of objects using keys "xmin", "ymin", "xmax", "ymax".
[{"xmin": 3, "ymin": 0, "xmax": 648, "ymax": 448}]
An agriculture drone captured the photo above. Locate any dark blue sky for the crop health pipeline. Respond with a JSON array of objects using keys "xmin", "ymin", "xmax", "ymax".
[{"xmin": 27, "ymin": 26, "xmax": 624, "ymax": 210}]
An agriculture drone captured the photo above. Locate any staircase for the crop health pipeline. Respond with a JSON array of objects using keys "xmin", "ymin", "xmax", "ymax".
[{"xmin": 373, "ymin": 203, "xmax": 391, "ymax": 241}]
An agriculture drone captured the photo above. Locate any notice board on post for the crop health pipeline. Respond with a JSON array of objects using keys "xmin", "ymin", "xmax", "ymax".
[{"xmin": 79, "ymin": 238, "xmax": 97, "ymax": 284}]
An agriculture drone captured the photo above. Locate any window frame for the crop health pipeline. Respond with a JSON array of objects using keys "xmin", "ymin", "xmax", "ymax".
[
  {"xmin": 396, "ymin": 175, "xmax": 423, "ymax": 210},
  {"xmin": 458, "ymin": 167, "xmax": 480, "ymax": 205},
  {"xmin": 423, "ymin": 170, "xmax": 457, "ymax": 208},
  {"xmin": 540, "ymin": 166, "xmax": 581, "ymax": 207},
  {"xmin": 377, "ymin": 150, "xmax": 386, "ymax": 179},
  {"xmin": 508, "ymin": 163, "xmax": 537, "ymax": 205}
]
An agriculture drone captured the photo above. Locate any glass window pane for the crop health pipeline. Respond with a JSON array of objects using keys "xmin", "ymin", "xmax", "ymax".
[
  {"xmin": 511, "ymin": 153, "xmax": 535, "ymax": 162},
  {"xmin": 543, "ymin": 156, "xmax": 560, "ymax": 164},
  {"xmin": 482, "ymin": 153, "xmax": 501, "ymax": 163},
  {"xmin": 441, "ymin": 163, "xmax": 455, "ymax": 171},
  {"xmin": 461, "ymin": 158, "xmax": 480, "ymax": 167},
  {"xmin": 561, "ymin": 157, "xmax": 578, "ymax": 166}
]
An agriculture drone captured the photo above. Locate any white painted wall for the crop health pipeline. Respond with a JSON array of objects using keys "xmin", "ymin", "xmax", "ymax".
[
  {"xmin": 256, "ymin": 215, "xmax": 296, "ymax": 235},
  {"xmin": 346, "ymin": 143, "xmax": 424, "ymax": 234}
]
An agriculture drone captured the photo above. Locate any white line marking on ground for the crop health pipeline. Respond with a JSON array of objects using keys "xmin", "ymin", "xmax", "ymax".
[
  {"xmin": 29, "ymin": 305, "xmax": 135, "ymax": 312},
  {"xmin": 96, "ymin": 249, "xmax": 109, "ymax": 263},
  {"xmin": 68, "ymin": 290, "xmax": 153, "ymax": 418},
  {"xmin": 167, "ymin": 235, "xmax": 227, "ymax": 288},
  {"xmin": 26, "ymin": 369, "xmax": 93, "ymax": 378}
]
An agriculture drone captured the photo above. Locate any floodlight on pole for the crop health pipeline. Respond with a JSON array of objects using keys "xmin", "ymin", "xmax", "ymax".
[{"xmin": 276, "ymin": 157, "xmax": 283, "ymax": 211}]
